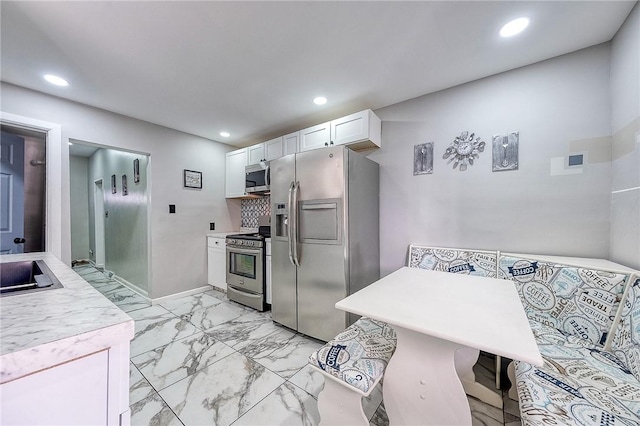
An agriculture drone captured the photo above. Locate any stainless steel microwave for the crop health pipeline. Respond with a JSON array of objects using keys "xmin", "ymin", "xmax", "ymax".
[{"xmin": 245, "ymin": 162, "xmax": 270, "ymax": 194}]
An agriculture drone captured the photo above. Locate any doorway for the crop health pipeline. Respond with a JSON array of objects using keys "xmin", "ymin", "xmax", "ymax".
[
  {"xmin": 0, "ymin": 127, "xmax": 46, "ymax": 254},
  {"xmin": 93, "ymin": 179, "xmax": 105, "ymax": 268}
]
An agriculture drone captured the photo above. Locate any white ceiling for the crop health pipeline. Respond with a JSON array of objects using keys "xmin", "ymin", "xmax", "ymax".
[{"xmin": 1, "ymin": 1, "xmax": 636, "ymax": 148}]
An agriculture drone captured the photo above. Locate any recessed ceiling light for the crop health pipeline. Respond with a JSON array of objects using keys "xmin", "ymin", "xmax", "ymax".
[
  {"xmin": 44, "ymin": 74, "xmax": 69, "ymax": 87},
  {"xmin": 500, "ymin": 17, "xmax": 529, "ymax": 38},
  {"xmin": 313, "ymin": 96, "xmax": 327, "ymax": 105},
  {"xmin": 220, "ymin": 132, "xmax": 230, "ymax": 138}
]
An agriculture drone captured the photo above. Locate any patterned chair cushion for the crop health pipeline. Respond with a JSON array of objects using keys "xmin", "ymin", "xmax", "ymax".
[
  {"xmin": 409, "ymin": 245, "xmax": 497, "ymax": 277},
  {"xmin": 611, "ymin": 277, "xmax": 640, "ymax": 383},
  {"xmin": 309, "ymin": 317, "xmax": 396, "ymax": 395},
  {"xmin": 515, "ymin": 349, "xmax": 640, "ymax": 426},
  {"xmin": 499, "ymin": 255, "xmax": 629, "ymax": 346}
]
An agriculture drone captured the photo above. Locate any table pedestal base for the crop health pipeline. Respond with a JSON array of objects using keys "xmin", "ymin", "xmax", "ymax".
[
  {"xmin": 455, "ymin": 347, "xmax": 504, "ymax": 409},
  {"xmin": 383, "ymin": 327, "xmax": 472, "ymax": 426},
  {"xmin": 317, "ymin": 377, "xmax": 368, "ymax": 426}
]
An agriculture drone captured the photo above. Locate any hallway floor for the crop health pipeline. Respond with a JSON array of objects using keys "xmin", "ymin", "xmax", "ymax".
[{"xmin": 73, "ymin": 264, "xmax": 521, "ymax": 426}]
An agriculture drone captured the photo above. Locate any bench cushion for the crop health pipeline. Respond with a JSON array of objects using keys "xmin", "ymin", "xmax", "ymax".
[
  {"xmin": 515, "ymin": 343, "xmax": 640, "ymax": 426},
  {"xmin": 499, "ymin": 255, "xmax": 629, "ymax": 346},
  {"xmin": 309, "ymin": 317, "xmax": 396, "ymax": 394},
  {"xmin": 612, "ymin": 277, "xmax": 640, "ymax": 383},
  {"xmin": 409, "ymin": 245, "xmax": 497, "ymax": 277}
]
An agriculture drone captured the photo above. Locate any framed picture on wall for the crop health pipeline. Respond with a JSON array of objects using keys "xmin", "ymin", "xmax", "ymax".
[
  {"xmin": 184, "ymin": 169, "xmax": 202, "ymax": 189},
  {"xmin": 111, "ymin": 174, "xmax": 117, "ymax": 194},
  {"xmin": 133, "ymin": 158, "xmax": 140, "ymax": 184},
  {"xmin": 122, "ymin": 174, "xmax": 128, "ymax": 196}
]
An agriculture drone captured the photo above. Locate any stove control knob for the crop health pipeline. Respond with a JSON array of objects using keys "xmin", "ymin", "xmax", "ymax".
[{"xmin": 228, "ymin": 239, "xmax": 235, "ymax": 245}]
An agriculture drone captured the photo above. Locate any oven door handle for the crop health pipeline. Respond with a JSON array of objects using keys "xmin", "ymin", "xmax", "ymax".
[{"xmin": 227, "ymin": 246, "xmax": 262, "ymax": 256}]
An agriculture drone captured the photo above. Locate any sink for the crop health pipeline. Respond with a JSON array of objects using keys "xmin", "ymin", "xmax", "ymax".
[{"xmin": 0, "ymin": 260, "xmax": 64, "ymax": 297}]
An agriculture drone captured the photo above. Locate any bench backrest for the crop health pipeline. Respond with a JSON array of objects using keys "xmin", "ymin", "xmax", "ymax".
[
  {"xmin": 408, "ymin": 245, "xmax": 497, "ymax": 278},
  {"xmin": 498, "ymin": 255, "xmax": 630, "ymax": 346},
  {"xmin": 611, "ymin": 275, "xmax": 640, "ymax": 381}
]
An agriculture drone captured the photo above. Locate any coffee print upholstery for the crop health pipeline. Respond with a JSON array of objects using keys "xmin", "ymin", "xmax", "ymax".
[
  {"xmin": 612, "ymin": 277, "xmax": 640, "ymax": 383},
  {"xmin": 309, "ymin": 317, "xmax": 396, "ymax": 394},
  {"xmin": 499, "ymin": 256, "xmax": 630, "ymax": 346},
  {"xmin": 514, "ymin": 346, "xmax": 640, "ymax": 426},
  {"xmin": 409, "ymin": 245, "xmax": 497, "ymax": 278}
]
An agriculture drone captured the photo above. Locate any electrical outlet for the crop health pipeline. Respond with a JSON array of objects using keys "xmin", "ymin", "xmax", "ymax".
[
  {"xmin": 210, "ymin": 222, "xmax": 215, "ymax": 230},
  {"xmin": 169, "ymin": 204, "xmax": 176, "ymax": 214}
]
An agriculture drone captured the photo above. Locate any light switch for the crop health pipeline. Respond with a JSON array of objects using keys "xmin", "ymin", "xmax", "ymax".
[{"xmin": 169, "ymin": 204, "xmax": 176, "ymax": 214}]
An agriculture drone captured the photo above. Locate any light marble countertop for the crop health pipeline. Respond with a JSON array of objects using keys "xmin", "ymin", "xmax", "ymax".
[
  {"xmin": 207, "ymin": 228, "xmax": 258, "ymax": 238},
  {"xmin": 0, "ymin": 252, "xmax": 134, "ymax": 383}
]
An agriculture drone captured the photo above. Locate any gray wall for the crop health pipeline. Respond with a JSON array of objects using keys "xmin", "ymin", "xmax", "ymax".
[
  {"xmin": 0, "ymin": 82, "xmax": 241, "ymax": 299},
  {"xmin": 371, "ymin": 44, "xmax": 614, "ymax": 276},
  {"xmin": 70, "ymin": 155, "xmax": 90, "ymax": 260},
  {"xmin": 610, "ymin": 3, "xmax": 640, "ymax": 270},
  {"xmin": 87, "ymin": 148, "xmax": 149, "ymax": 292}
]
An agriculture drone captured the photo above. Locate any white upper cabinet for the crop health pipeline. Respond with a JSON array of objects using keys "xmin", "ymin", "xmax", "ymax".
[
  {"xmin": 331, "ymin": 109, "xmax": 381, "ymax": 150},
  {"xmin": 225, "ymin": 148, "xmax": 248, "ymax": 198},
  {"xmin": 247, "ymin": 144, "xmax": 265, "ymax": 165},
  {"xmin": 299, "ymin": 110, "xmax": 381, "ymax": 152},
  {"xmin": 299, "ymin": 122, "xmax": 331, "ymax": 152},
  {"xmin": 264, "ymin": 137, "xmax": 283, "ymax": 161},
  {"xmin": 283, "ymin": 131, "xmax": 299, "ymax": 156},
  {"xmin": 247, "ymin": 137, "xmax": 284, "ymax": 165}
]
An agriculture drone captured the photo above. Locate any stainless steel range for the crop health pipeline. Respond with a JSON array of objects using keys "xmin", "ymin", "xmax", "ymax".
[{"xmin": 225, "ymin": 225, "xmax": 270, "ymax": 311}]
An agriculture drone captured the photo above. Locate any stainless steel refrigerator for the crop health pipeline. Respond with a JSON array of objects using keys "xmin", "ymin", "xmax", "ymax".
[{"xmin": 270, "ymin": 146, "xmax": 379, "ymax": 342}]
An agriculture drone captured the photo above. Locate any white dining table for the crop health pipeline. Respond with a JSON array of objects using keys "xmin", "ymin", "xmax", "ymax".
[{"xmin": 335, "ymin": 267, "xmax": 543, "ymax": 425}]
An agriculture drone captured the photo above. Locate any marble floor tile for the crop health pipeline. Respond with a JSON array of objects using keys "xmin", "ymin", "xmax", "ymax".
[
  {"xmin": 362, "ymin": 382, "xmax": 384, "ymax": 421},
  {"xmin": 160, "ymin": 292, "xmax": 223, "ymax": 317},
  {"xmin": 288, "ymin": 364, "xmax": 325, "ymax": 398},
  {"xmin": 129, "ymin": 306, "xmax": 198, "ymax": 357},
  {"xmin": 130, "ymin": 362, "xmax": 156, "ymax": 405},
  {"xmin": 131, "ymin": 331, "xmax": 234, "ymax": 391},
  {"xmin": 105, "ymin": 287, "xmax": 151, "ymax": 312},
  {"xmin": 159, "ymin": 351, "xmax": 285, "ymax": 426},
  {"xmin": 130, "ymin": 392, "xmax": 183, "ymax": 426},
  {"xmin": 93, "ymin": 280, "xmax": 127, "ymax": 294},
  {"xmin": 232, "ymin": 382, "xmax": 320, "ymax": 426},
  {"xmin": 241, "ymin": 333, "xmax": 323, "ymax": 379},
  {"xmin": 369, "ymin": 401, "xmax": 389, "ymax": 426},
  {"xmin": 470, "ymin": 395, "xmax": 505, "ymax": 426},
  {"xmin": 183, "ymin": 300, "xmax": 252, "ymax": 331},
  {"xmin": 206, "ymin": 310, "xmax": 296, "ymax": 352}
]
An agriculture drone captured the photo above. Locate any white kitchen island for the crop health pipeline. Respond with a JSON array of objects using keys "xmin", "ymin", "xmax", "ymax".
[
  {"xmin": 335, "ymin": 267, "xmax": 543, "ymax": 426},
  {"xmin": 0, "ymin": 253, "xmax": 134, "ymax": 425}
]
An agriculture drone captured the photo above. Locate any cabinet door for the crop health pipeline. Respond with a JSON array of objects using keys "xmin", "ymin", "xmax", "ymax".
[
  {"xmin": 208, "ymin": 245, "xmax": 227, "ymax": 290},
  {"xmin": 264, "ymin": 137, "xmax": 283, "ymax": 161},
  {"xmin": 225, "ymin": 148, "xmax": 248, "ymax": 198},
  {"xmin": 300, "ymin": 122, "xmax": 331, "ymax": 152},
  {"xmin": 331, "ymin": 110, "xmax": 370, "ymax": 146},
  {"xmin": 247, "ymin": 144, "xmax": 265, "ymax": 165},
  {"xmin": 283, "ymin": 131, "xmax": 299, "ymax": 156}
]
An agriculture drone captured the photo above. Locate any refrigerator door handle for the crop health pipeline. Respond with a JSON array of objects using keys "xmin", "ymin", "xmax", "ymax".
[
  {"xmin": 287, "ymin": 181, "xmax": 296, "ymax": 266},
  {"xmin": 291, "ymin": 181, "xmax": 301, "ymax": 267}
]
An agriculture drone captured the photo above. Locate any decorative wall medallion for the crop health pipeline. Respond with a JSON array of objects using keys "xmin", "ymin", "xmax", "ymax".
[
  {"xmin": 413, "ymin": 142, "xmax": 434, "ymax": 175},
  {"xmin": 443, "ymin": 131, "xmax": 485, "ymax": 171},
  {"xmin": 492, "ymin": 132, "xmax": 519, "ymax": 172}
]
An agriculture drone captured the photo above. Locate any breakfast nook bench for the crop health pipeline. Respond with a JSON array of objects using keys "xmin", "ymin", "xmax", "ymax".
[{"xmin": 309, "ymin": 317, "xmax": 396, "ymax": 425}]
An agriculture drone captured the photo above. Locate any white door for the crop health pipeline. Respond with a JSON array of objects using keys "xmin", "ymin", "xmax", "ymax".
[
  {"xmin": 0, "ymin": 132, "xmax": 25, "ymax": 254},
  {"xmin": 94, "ymin": 180, "xmax": 105, "ymax": 268}
]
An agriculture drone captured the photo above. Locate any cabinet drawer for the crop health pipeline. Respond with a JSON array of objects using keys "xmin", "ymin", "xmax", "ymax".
[{"xmin": 207, "ymin": 237, "xmax": 226, "ymax": 248}]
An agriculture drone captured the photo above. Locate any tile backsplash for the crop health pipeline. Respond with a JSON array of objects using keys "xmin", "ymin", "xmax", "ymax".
[{"xmin": 241, "ymin": 196, "xmax": 271, "ymax": 228}]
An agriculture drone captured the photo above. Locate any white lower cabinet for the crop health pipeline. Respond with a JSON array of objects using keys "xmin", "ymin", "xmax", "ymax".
[
  {"xmin": 208, "ymin": 237, "xmax": 227, "ymax": 290},
  {"xmin": 1, "ymin": 343, "xmax": 130, "ymax": 425}
]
